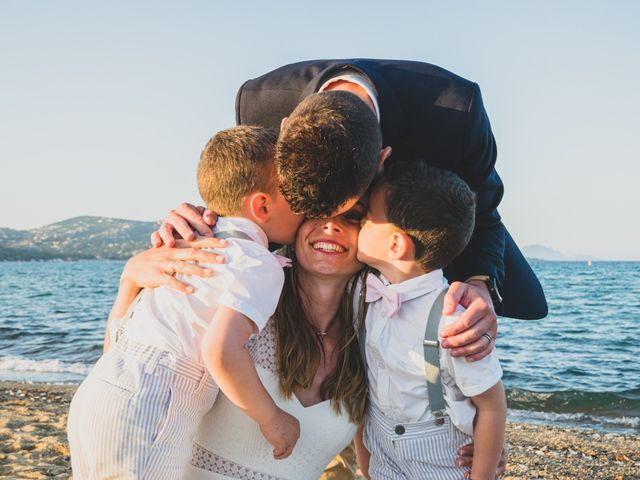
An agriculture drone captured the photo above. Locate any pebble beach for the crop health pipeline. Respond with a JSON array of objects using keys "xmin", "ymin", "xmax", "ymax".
[{"xmin": 1, "ymin": 381, "xmax": 638, "ymax": 480}]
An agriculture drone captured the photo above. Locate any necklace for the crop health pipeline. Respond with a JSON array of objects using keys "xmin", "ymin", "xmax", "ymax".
[{"xmin": 315, "ymin": 315, "xmax": 338, "ymax": 338}]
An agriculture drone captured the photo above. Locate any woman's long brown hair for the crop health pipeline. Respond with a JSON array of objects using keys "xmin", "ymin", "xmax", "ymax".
[{"xmin": 273, "ymin": 246, "xmax": 368, "ymax": 424}]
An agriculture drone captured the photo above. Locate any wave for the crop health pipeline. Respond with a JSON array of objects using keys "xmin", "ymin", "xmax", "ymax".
[
  {"xmin": 0, "ymin": 355, "xmax": 92, "ymax": 376},
  {"xmin": 506, "ymin": 387, "xmax": 640, "ymax": 416},
  {"xmin": 508, "ymin": 409, "xmax": 640, "ymax": 432},
  {"xmin": 27, "ymin": 292, "xmax": 53, "ymax": 298}
]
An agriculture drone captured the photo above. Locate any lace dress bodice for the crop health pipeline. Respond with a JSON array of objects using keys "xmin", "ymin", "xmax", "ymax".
[{"xmin": 183, "ymin": 319, "xmax": 357, "ymax": 480}]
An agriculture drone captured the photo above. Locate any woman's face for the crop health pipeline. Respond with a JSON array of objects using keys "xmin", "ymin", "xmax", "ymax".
[{"xmin": 294, "ymin": 203, "xmax": 365, "ymax": 278}]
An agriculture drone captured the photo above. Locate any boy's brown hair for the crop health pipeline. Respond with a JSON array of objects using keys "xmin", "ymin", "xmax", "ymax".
[
  {"xmin": 381, "ymin": 159, "xmax": 476, "ymax": 272},
  {"xmin": 276, "ymin": 91, "xmax": 382, "ymax": 218},
  {"xmin": 198, "ymin": 126, "xmax": 278, "ymax": 216}
]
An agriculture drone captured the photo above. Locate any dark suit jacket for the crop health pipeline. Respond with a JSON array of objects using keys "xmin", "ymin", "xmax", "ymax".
[{"xmin": 236, "ymin": 59, "xmax": 547, "ymax": 319}]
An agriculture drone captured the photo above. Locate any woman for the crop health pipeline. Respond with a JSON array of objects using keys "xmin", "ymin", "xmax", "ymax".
[{"xmin": 111, "ymin": 207, "xmax": 369, "ymax": 479}]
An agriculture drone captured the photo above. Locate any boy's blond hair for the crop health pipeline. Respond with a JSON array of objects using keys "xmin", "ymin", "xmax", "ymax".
[{"xmin": 198, "ymin": 126, "xmax": 278, "ymax": 216}]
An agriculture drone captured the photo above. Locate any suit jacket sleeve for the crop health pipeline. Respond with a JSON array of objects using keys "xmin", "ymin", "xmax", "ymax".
[{"xmin": 452, "ymin": 83, "xmax": 506, "ymax": 286}]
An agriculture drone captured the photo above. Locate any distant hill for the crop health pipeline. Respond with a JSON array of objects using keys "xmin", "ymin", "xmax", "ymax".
[
  {"xmin": 522, "ymin": 244, "xmax": 596, "ymax": 261},
  {"xmin": 0, "ymin": 216, "xmax": 160, "ymax": 261},
  {"xmin": 0, "ymin": 218, "xmax": 599, "ymax": 262}
]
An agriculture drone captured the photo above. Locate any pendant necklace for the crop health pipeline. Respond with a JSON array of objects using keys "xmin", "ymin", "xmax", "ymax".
[{"xmin": 316, "ymin": 315, "xmax": 337, "ymax": 339}]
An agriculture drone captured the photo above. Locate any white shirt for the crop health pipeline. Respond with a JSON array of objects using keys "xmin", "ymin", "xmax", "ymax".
[
  {"xmin": 319, "ymin": 72, "xmax": 381, "ymax": 122},
  {"xmin": 362, "ymin": 270, "xmax": 502, "ymax": 435},
  {"xmin": 124, "ymin": 217, "xmax": 285, "ymax": 363}
]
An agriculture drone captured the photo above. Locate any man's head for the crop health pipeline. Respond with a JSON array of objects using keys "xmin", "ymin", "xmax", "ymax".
[
  {"xmin": 358, "ymin": 159, "xmax": 476, "ymax": 273},
  {"xmin": 198, "ymin": 126, "xmax": 302, "ymax": 244},
  {"xmin": 276, "ymin": 90, "xmax": 382, "ymax": 218}
]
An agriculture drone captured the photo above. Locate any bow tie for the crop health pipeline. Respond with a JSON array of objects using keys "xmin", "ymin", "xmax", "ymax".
[
  {"xmin": 366, "ymin": 274, "xmax": 401, "ymax": 317},
  {"xmin": 274, "ymin": 254, "xmax": 292, "ymax": 268}
]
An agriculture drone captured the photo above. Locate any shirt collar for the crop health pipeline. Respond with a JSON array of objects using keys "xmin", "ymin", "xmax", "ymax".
[
  {"xmin": 380, "ymin": 269, "xmax": 445, "ymax": 303},
  {"xmin": 213, "ymin": 217, "xmax": 269, "ymax": 248},
  {"xmin": 319, "ymin": 72, "xmax": 381, "ymax": 122}
]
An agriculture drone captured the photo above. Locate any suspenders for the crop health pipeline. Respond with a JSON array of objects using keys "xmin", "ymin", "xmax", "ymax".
[
  {"xmin": 359, "ymin": 282, "xmax": 449, "ymax": 425},
  {"xmin": 423, "ymin": 289, "xmax": 448, "ymax": 425},
  {"xmin": 213, "ymin": 230, "xmax": 253, "ymax": 242}
]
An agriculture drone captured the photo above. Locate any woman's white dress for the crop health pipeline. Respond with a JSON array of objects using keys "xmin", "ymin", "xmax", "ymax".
[{"xmin": 182, "ymin": 319, "xmax": 357, "ymax": 480}]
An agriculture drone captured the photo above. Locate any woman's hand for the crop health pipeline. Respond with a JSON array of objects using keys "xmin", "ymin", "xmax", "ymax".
[
  {"xmin": 122, "ymin": 237, "xmax": 228, "ymax": 294},
  {"xmin": 456, "ymin": 442, "xmax": 507, "ymax": 479},
  {"xmin": 440, "ymin": 281, "xmax": 498, "ymax": 361},
  {"xmin": 151, "ymin": 202, "xmax": 219, "ymax": 247}
]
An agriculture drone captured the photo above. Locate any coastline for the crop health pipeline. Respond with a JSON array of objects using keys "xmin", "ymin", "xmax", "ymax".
[{"xmin": 1, "ymin": 381, "xmax": 638, "ymax": 479}]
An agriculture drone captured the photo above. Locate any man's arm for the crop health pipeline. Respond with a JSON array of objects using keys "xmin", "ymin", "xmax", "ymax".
[
  {"xmin": 436, "ymin": 84, "xmax": 504, "ymax": 361},
  {"xmin": 151, "ymin": 203, "xmax": 218, "ymax": 247},
  {"xmin": 441, "ymin": 281, "xmax": 497, "ymax": 361},
  {"xmin": 202, "ymin": 306, "xmax": 300, "ymax": 459},
  {"xmin": 453, "ymin": 83, "xmax": 506, "ymax": 287}
]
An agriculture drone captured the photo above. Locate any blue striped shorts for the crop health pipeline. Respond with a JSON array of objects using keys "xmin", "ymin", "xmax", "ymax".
[
  {"xmin": 67, "ymin": 336, "xmax": 219, "ymax": 480},
  {"xmin": 364, "ymin": 404, "xmax": 472, "ymax": 480}
]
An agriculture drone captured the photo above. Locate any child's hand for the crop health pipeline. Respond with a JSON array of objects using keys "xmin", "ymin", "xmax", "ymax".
[{"xmin": 259, "ymin": 408, "xmax": 300, "ymax": 460}]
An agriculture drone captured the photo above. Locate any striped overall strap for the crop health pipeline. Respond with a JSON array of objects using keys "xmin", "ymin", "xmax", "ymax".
[{"xmin": 423, "ymin": 289, "xmax": 448, "ymax": 424}]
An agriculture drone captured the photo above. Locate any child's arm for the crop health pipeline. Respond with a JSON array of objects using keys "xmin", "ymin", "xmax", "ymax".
[
  {"xmin": 202, "ymin": 306, "xmax": 300, "ymax": 459},
  {"xmin": 469, "ymin": 381, "xmax": 507, "ymax": 480},
  {"xmin": 354, "ymin": 423, "xmax": 371, "ymax": 480}
]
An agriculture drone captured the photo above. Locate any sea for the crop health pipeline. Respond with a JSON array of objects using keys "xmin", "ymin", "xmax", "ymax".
[{"xmin": 0, "ymin": 260, "xmax": 638, "ymax": 434}]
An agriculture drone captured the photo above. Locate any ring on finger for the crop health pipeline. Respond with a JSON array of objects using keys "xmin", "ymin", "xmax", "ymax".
[
  {"xmin": 482, "ymin": 332, "xmax": 493, "ymax": 344},
  {"xmin": 170, "ymin": 260, "xmax": 178, "ymax": 276}
]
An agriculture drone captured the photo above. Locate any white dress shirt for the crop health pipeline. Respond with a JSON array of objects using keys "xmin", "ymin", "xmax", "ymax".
[
  {"xmin": 319, "ymin": 72, "xmax": 381, "ymax": 122},
  {"xmin": 124, "ymin": 217, "xmax": 285, "ymax": 363},
  {"xmin": 363, "ymin": 270, "xmax": 502, "ymax": 435}
]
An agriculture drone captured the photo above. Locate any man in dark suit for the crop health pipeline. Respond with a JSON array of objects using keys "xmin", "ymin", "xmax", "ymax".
[
  {"xmin": 235, "ymin": 59, "xmax": 547, "ymax": 322},
  {"xmin": 232, "ymin": 57, "xmax": 527, "ymax": 480}
]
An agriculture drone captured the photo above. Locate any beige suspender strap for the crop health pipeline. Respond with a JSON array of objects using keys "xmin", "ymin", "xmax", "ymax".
[
  {"xmin": 423, "ymin": 289, "xmax": 448, "ymax": 423},
  {"xmin": 214, "ymin": 230, "xmax": 253, "ymax": 242}
]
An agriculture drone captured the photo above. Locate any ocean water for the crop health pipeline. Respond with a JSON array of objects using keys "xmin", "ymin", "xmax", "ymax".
[{"xmin": 0, "ymin": 260, "xmax": 638, "ymax": 433}]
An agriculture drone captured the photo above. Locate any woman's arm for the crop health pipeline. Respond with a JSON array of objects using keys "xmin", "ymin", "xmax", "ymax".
[
  {"xmin": 102, "ymin": 238, "xmax": 228, "ymax": 351},
  {"xmin": 469, "ymin": 381, "xmax": 507, "ymax": 480}
]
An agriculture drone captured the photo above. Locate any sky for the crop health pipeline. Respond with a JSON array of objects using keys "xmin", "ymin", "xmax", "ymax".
[{"xmin": 1, "ymin": 1, "xmax": 638, "ymax": 260}]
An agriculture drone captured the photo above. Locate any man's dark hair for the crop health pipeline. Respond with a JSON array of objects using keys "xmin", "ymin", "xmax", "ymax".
[
  {"xmin": 198, "ymin": 126, "xmax": 278, "ymax": 216},
  {"xmin": 381, "ymin": 159, "xmax": 476, "ymax": 272},
  {"xmin": 276, "ymin": 91, "xmax": 382, "ymax": 218}
]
